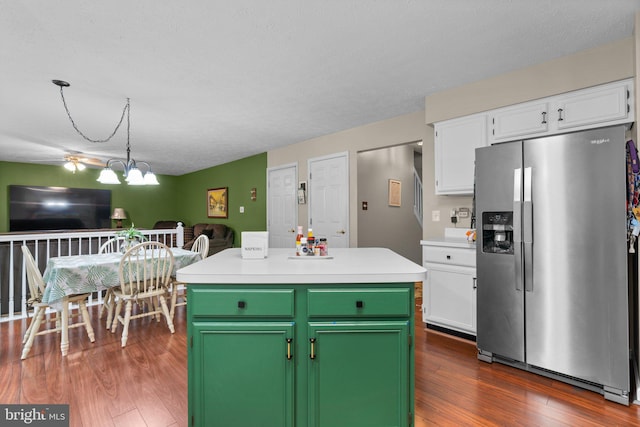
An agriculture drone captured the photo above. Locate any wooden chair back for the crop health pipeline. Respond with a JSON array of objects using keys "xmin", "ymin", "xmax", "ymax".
[
  {"xmin": 21, "ymin": 245, "xmax": 46, "ymax": 304},
  {"xmin": 118, "ymin": 241, "xmax": 174, "ymax": 296},
  {"xmin": 191, "ymin": 234, "xmax": 210, "ymax": 259},
  {"xmin": 99, "ymin": 237, "xmax": 126, "ymax": 254}
]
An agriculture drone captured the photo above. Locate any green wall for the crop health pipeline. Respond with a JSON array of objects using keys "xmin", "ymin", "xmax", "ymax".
[
  {"xmin": 0, "ymin": 153, "xmax": 267, "ymax": 243},
  {"xmin": 175, "ymin": 153, "xmax": 267, "ymax": 245}
]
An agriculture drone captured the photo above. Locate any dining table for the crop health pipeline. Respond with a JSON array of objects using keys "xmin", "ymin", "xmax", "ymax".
[{"xmin": 42, "ymin": 247, "xmax": 203, "ymax": 310}]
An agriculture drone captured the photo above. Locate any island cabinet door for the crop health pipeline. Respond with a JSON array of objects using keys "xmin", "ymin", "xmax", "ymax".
[
  {"xmin": 307, "ymin": 321, "xmax": 411, "ymax": 427},
  {"xmin": 190, "ymin": 322, "xmax": 295, "ymax": 427}
]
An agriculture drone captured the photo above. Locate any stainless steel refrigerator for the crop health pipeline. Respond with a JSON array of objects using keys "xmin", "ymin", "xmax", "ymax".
[{"xmin": 475, "ymin": 125, "xmax": 632, "ymax": 405}]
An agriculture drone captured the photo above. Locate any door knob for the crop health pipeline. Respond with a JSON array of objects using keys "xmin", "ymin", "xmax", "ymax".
[
  {"xmin": 337, "ymin": 230, "xmax": 346, "ymax": 234},
  {"xmin": 288, "ymin": 229, "xmax": 295, "ymax": 233}
]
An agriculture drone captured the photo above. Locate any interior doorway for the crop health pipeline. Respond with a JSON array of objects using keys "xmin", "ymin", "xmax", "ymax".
[{"xmin": 357, "ymin": 141, "xmax": 423, "ymax": 264}]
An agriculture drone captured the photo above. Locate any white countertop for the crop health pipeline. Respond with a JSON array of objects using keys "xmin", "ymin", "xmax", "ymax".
[
  {"xmin": 176, "ymin": 247, "xmax": 426, "ymax": 284},
  {"xmin": 420, "ymin": 228, "xmax": 476, "ymax": 250},
  {"xmin": 420, "ymin": 238, "xmax": 476, "ymax": 250}
]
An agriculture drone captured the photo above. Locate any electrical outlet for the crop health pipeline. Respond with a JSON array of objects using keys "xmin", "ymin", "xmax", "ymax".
[
  {"xmin": 458, "ymin": 207, "xmax": 470, "ymax": 218},
  {"xmin": 432, "ymin": 210, "xmax": 440, "ymax": 222}
]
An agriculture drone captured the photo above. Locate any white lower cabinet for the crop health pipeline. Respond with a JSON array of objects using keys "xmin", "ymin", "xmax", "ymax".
[{"xmin": 422, "ymin": 242, "xmax": 476, "ymax": 336}]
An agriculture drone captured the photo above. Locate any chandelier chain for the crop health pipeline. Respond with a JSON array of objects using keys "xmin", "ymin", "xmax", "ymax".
[{"xmin": 58, "ymin": 85, "xmax": 129, "ymax": 143}]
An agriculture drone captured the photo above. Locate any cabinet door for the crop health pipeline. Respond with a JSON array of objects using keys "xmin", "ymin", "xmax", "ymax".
[
  {"xmin": 556, "ymin": 82, "xmax": 630, "ymax": 130},
  {"xmin": 191, "ymin": 322, "xmax": 295, "ymax": 427},
  {"xmin": 434, "ymin": 114, "xmax": 487, "ymax": 195},
  {"xmin": 308, "ymin": 321, "xmax": 410, "ymax": 427},
  {"xmin": 423, "ymin": 264, "xmax": 476, "ymax": 335},
  {"xmin": 490, "ymin": 101, "xmax": 549, "ymax": 143}
]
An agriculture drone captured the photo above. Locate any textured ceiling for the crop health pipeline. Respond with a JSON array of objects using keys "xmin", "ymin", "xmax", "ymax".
[{"xmin": 1, "ymin": 0, "xmax": 639, "ymax": 176}]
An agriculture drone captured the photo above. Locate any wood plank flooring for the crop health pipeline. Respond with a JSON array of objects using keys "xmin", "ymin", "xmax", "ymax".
[{"xmin": 1, "ymin": 306, "xmax": 640, "ymax": 426}]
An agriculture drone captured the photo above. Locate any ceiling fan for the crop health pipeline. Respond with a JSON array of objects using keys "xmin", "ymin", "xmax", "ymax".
[{"xmin": 62, "ymin": 153, "xmax": 105, "ymax": 173}]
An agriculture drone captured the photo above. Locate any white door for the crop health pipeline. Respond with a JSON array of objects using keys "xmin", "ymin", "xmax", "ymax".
[
  {"xmin": 308, "ymin": 152, "xmax": 349, "ymax": 247},
  {"xmin": 267, "ymin": 164, "xmax": 298, "ymax": 248}
]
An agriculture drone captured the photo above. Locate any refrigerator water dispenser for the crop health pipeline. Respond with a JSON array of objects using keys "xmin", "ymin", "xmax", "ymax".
[{"xmin": 482, "ymin": 212, "xmax": 514, "ymax": 254}]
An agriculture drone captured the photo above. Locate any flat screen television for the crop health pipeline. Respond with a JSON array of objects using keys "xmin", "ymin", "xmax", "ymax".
[{"xmin": 9, "ymin": 185, "xmax": 111, "ymax": 232}]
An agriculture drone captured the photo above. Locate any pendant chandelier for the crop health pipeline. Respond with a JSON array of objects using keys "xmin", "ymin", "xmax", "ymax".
[{"xmin": 52, "ymin": 80, "xmax": 159, "ymax": 185}]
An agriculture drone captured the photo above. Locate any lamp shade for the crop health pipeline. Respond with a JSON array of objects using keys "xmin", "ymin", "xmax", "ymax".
[
  {"xmin": 143, "ymin": 171, "xmax": 160, "ymax": 185},
  {"xmin": 126, "ymin": 167, "xmax": 145, "ymax": 185},
  {"xmin": 97, "ymin": 168, "xmax": 121, "ymax": 184},
  {"xmin": 111, "ymin": 208, "xmax": 127, "ymax": 220}
]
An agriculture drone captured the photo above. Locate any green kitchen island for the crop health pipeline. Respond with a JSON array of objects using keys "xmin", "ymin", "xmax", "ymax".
[{"xmin": 176, "ymin": 247, "xmax": 426, "ymax": 427}]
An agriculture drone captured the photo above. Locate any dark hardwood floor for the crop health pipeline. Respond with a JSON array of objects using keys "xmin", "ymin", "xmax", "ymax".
[{"xmin": 2, "ymin": 306, "xmax": 640, "ymax": 426}]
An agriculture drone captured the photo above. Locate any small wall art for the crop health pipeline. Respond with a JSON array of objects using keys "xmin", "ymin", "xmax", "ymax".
[
  {"xmin": 388, "ymin": 179, "xmax": 401, "ymax": 207},
  {"xmin": 207, "ymin": 187, "xmax": 228, "ymax": 218}
]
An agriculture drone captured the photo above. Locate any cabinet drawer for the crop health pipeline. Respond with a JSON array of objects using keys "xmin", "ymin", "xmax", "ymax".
[
  {"xmin": 423, "ymin": 246, "xmax": 476, "ymax": 267},
  {"xmin": 307, "ymin": 288, "xmax": 411, "ymax": 317},
  {"xmin": 190, "ymin": 288, "xmax": 295, "ymax": 317}
]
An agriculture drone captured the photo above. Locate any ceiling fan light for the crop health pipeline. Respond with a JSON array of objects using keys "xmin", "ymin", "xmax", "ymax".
[
  {"xmin": 97, "ymin": 167, "xmax": 121, "ymax": 184},
  {"xmin": 126, "ymin": 167, "xmax": 145, "ymax": 185},
  {"xmin": 76, "ymin": 162, "xmax": 86, "ymax": 171},
  {"xmin": 63, "ymin": 161, "xmax": 76, "ymax": 172},
  {"xmin": 143, "ymin": 171, "xmax": 159, "ymax": 185}
]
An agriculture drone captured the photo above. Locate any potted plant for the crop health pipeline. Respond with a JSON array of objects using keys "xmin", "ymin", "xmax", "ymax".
[{"xmin": 116, "ymin": 224, "xmax": 147, "ymax": 253}]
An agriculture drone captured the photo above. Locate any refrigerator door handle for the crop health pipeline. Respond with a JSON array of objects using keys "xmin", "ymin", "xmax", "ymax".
[
  {"xmin": 523, "ymin": 167, "xmax": 534, "ymax": 292},
  {"xmin": 513, "ymin": 168, "xmax": 523, "ymax": 291},
  {"xmin": 514, "ymin": 241, "xmax": 523, "ymax": 291}
]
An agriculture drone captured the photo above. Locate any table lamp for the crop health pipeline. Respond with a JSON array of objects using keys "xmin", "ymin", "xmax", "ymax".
[{"xmin": 111, "ymin": 208, "xmax": 127, "ymax": 228}]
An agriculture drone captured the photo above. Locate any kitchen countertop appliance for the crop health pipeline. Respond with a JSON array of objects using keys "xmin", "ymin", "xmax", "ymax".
[{"xmin": 475, "ymin": 125, "xmax": 634, "ymax": 405}]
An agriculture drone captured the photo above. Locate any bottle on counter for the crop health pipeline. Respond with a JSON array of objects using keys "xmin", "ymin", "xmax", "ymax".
[
  {"xmin": 307, "ymin": 228, "xmax": 315, "ymax": 255},
  {"xmin": 318, "ymin": 238, "xmax": 328, "ymax": 256},
  {"xmin": 300, "ymin": 237, "xmax": 309, "ymax": 256},
  {"xmin": 295, "ymin": 226, "xmax": 304, "ymax": 256}
]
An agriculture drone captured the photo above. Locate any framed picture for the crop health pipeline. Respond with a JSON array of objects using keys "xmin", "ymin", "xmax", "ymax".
[
  {"xmin": 207, "ymin": 187, "xmax": 228, "ymax": 218},
  {"xmin": 388, "ymin": 179, "xmax": 401, "ymax": 207}
]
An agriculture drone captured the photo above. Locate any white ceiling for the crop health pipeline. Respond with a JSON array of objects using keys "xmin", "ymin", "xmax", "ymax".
[{"xmin": 1, "ymin": 1, "xmax": 639, "ymax": 176}]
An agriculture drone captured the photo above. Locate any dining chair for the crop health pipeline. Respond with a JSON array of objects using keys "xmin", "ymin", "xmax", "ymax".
[
  {"xmin": 110, "ymin": 241, "xmax": 175, "ymax": 347},
  {"xmin": 98, "ymin": 236, "xmax": 126, "ymax": 327},
  {"xmin": 99, "ymin": 236, "xmax": 126, "ymax": 254},
  {"xmin": 20, "ymin": 245, "xmax": 95, "ymax": 359},
  {"xmin": 191, "ymin": 233, "xmax": 210, "ymax": 260},
  {"xmin": 169, "ymin": 234, "xmax": 208, "ymax": 320}
]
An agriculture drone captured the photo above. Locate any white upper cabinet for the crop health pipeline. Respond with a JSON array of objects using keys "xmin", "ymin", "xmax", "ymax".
[
  {"xmin": 434, "ymin": 79, "xmax": 634, "ymax": 196},
  {"xmin": 490, "ymin": 101, "xmax": 549, "ymax": 142},
  {"xmin": 488, "ymin": 79, "xmax": 634, "ymax": 144},
  {"xmin": 556, "ymin": 80, "xmax": 631, "ymax": 130},
  {"xmin": 434, "ymin": 113, "xmax": 487, "ymax": 195}
]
